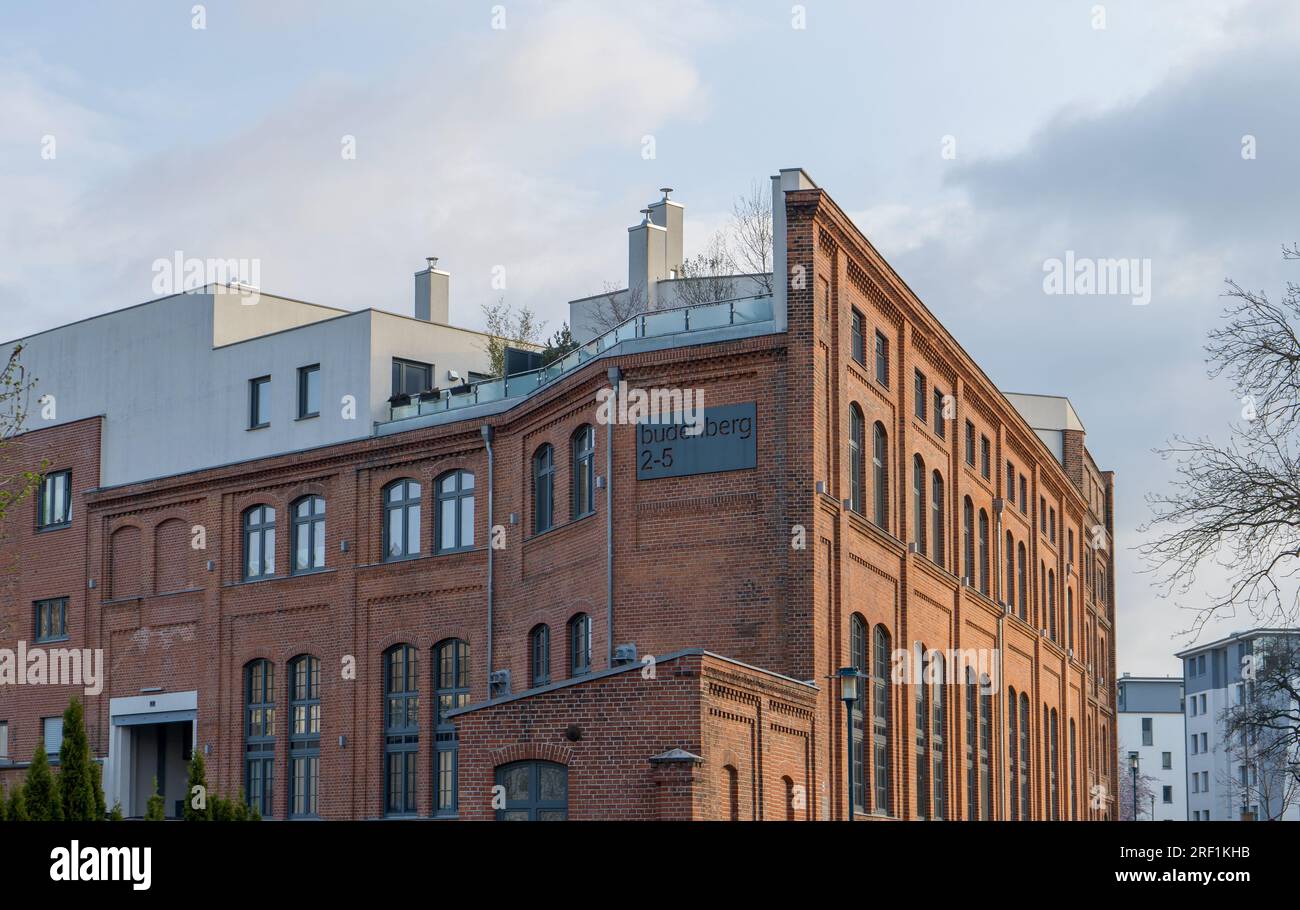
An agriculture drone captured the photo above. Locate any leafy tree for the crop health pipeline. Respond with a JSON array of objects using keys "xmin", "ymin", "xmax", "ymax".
[
  {"xmin": 24, "ymin": 744, "xmax": 61, "ymax": 820},
  {"xmin": 57, "ymin": 697, "xmax": 98, "ymax": 820},
  {"xmin": 480, "ymin": 298, "xmax": 544, "ymax": 377},
  {"xmin": 0, "ymin": 344, "xmax": 40, "ymax": 526},
  {"xmin": 184, "ymin": 748, "xmax": 210, "ymax": 820},
  {"xmin": 144, "ymin": 777, "xmax": 165, "ymax": 821}
]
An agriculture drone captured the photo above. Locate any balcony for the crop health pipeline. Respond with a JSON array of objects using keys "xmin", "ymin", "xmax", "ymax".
[{"xmin": 383, "ymin": 295, "xmax": 774, "ymax": 424}]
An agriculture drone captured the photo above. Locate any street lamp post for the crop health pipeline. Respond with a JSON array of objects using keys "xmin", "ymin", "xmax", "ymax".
[
  {"xmin": 1128, "ymin": 751, "xmax": 1140, "ymax": 821},
  {"xmin": 838, "ymin": 666, "xmax": 862, "ymax": 821}
]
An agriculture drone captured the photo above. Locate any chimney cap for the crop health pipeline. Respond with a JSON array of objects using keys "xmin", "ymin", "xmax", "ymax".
[
  {"xmin": 658, "ymin": 187, "xmax": 673, "ymax": 200},
  {"xmin": 425, "ymin": 256, "xmax": 439, "ymax": 270},
  {"xmin": 640, "ymin": 207, "xmax": 653, "ymax": 224}
]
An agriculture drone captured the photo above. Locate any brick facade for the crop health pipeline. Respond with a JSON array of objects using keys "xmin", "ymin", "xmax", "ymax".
[{"xmin": 0, "ymin": 182, "xmax": 1117, "ymax": 820}]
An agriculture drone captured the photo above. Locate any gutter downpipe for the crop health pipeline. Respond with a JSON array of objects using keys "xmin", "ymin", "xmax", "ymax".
[
  {"xmin": 481, "ymin": 423, "xmax": 495, "ymax": 690},
  {"xmin": 606, "ymin": 366, "xmax": 621, "ymax": 666}
]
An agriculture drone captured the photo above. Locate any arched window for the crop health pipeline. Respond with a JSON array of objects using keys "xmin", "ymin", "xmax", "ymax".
[
  {"xmin": 873, "ymin": 423, "xmax": 889, "ymax": 529},
  {"xmin": 1047, "ymin": 570, "xmax": 1057, "ymax": 642},
  {"xmin": 1016, "ymin": 543, "xmax": 1027, "ymax": 621},
  {"xmin": 436, "ymin": 470, "xmax": 475, "ymax": 553},
  {"xmin": 962, "ymin": 497, "xmax": 974, "ymax": 584},
  {"xmin": 568, "ymin": 613, "xmax": 591, "ymax": 676},
  {"xmin": 533, "ymin": 445, "xmax": 554, "ymax": 534},
  {"xmin": 382, "ymin": 479, "xmax": 421, "ymax": 561},
  {"xmin": 1018, "ymin": 692, "xmax": 1031, "ymax": 819},
  {"xmin": 245, "ymin": 659, "xmax": 275, "ymax": 817},
  {"xmin": 914, "ymin": 643, "xmax": 929, "ymax": 819},
  {"xmin": 288, "ymin": 655, "xmax": 320, "ymax": 818},
  {"xmin": 931, "ymin": 471, "xmax": 945, "ymax": 568},
  {"xmin": 291, "ymin": 495, "xmax": 326, "ymax": 574},
  {"xmin": 966, "ymin": 668, "xmax": 978, "ymax": 820},
  {"xmin": 530, "ymin": 624, "xmax": 551, "ymax": 687},
  {"xmin": 912, "ymin": 456, "xmax": 926, "ymax": 555},
  {"xmin": 242, "ymin": 505, "xmax": 276, "ymax": 580},
  {"xmin": 1067, "ymin": 587, "xmax": 1075, "ymax": 652},
  {"xmin": 872, "ymin": 625, "xmax": 891, "ymax": 815},
  {"xmin": 1005, "ymin": 532, "xmax": 1015, "ymax": 608},
  {"xmin": 383, "ymin": 644, "xmax": 419, "ymax": 816},
  {"xmin": 724, "ymin": 764, "xmax": 740, "ymax": 821},
  {"xmin": 1008, "ymin": 686, "xmax": 1020, "ymax": 820},
  {"xmin": 931, "ymin": 652, "xmax": 946, "ymax": 819},
  {"xmin": 572, "ymin": 425, "xmax": 595, "ymax": 518},
  {"xmin": 978, "ymin": 510, "xmax": 990, "ymax": 595},
  {"xmin": 850, "ymin": 614, "xmax": 868, "ymax": 812},
  {"xmin": 1049, "ymin": 707, "xmax": 1060, "ymax": 820},
  {"xmin": 1069, "ymin": 719, "xmax": 1078, "ymax": 820},
  {"xmin": 434, "ymin": 639, "xmax": 469, "ymax": 816},
  {"xmin": 979, "ymin": 675, "xmax": 992, "ymax": 819},
  {"xmin": 848, "ymin": 405, "xmax": 865, "ymax": 514},
  {"xmin": 495, "ymin": 761, "xmax": 568, "ymax": 821}
]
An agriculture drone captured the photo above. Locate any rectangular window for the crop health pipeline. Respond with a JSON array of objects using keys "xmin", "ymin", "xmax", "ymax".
[
  {"xmin": 850, "ymin": 310, "xmax": 865, "ymax": 364},
  {"xmin": 297, "ymin": 364, "xmax": 320, "ymax": 419},
  {"xmin": 933, "ymin": 387, "xmax": 945, "ymax": 438},
  {"xmin": 1141, "ymin": 717, "xmax": 1153, "ymax": 746},
  {"xmin": 1049, "ymin": 507, "xmax": 1056, "ymax": 541},
  {"xmin": 249, "ymin": 376, "xmax": 271, "ymax": 429},
  {"xmin": 1007, "ymin": 463, "xmax": 1016, "ymax": 503},
  {"xmin": 1190, "ymin": 734, "xmax": 1197, "ymax": 754},
  {"xmin": 0, "ymin": 721, "xmax": 7, "ymax": 760},
  {"xmin": 980, "ymin": 436, "xmax": 991, "ymax": 479},
  {"xmin": 1162, "ymin": 751, "xmax": 1172, "ymax": 769},
  {"xmin": 34, "ymin": 597, "xmax": 68, "ymax": 642},
  {"xmin": 1162, "ymin": 785, "xmax": 1173, "ymax": 804},
  {"xmin": 37, "ymin": 470, "xmax": 72, "ymax": 529},
  {"xmin": 875, "ymin": 331, "xmax": 889, "ymax": 386},
  {"xmin": 964, "ymin": 420, "xmax": 976, "ymax": 466},
  {"xmin": 1019, "ymin": 475, "xmax": 1027, "ymax": 514},
  {"xmin": 42, "ymin": 716, "xmax": 63, "ymax": 757},
  {"xmin": 391, "ymin": 358, "xmax": 433, "ymax": 397},
  {"xmin": 914, "ymin": 370, "xmax": 926, "ymax": 421}
]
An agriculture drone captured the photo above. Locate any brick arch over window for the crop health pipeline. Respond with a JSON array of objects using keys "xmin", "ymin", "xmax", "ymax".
[
  {"xmin": 489, "ymin": 742, "xmax": 574, "ymax": 767},
  {"xmin": 108, "ymin": 524, "xmax": 143, "ymax": 600}
]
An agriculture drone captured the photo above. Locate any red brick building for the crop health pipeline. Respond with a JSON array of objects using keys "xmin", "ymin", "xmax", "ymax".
[{"xmin": 0, "ymin": 169, "xmax": 1117, "ymax": 820}]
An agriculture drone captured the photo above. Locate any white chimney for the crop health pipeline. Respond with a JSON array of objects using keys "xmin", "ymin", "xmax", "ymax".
[
  {"xmin": 646, "ymin": 187, "xmax": 684, "ymax": 278},
  {"xmin": 627, "ymin": 208, "xmax": 668, "ymax": 309},
  {"xmin": 414, "ymin": 257, "xmax": 449, "ymax": 322}
]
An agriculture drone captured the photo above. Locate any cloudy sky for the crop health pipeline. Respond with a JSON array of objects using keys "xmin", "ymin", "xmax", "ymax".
[{"xmin": 3, "ymin": 0, "xmax": 1296, "ymax": 674}]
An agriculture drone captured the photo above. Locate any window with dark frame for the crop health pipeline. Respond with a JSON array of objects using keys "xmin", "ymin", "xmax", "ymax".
[
  {"xmin": 915, "ymin": 646, "xmax": 929, "ymax": 819},
  {"xmin": 931, "ymin": 653, "xmax": 946, "ymax": 819},
  {"xmin": 875, "ymin": 331, "xmax": 889, "ymax": 386},
  {"xmin": 530, "ymin": 624, "xmax": 551, "ymax": 687},
  {"xmin": 964, "ymin": 420, "xmax": 975, "ymax": 466},
  {"xmin": 569, "ymin": 613, "xmax": 591, "ymax": 676},
  {"xmin": 34, "ymin": 597, "xmax": 68, "ymax": 642},
  {"xmin": 288, "ymin": 655, "xmax": 321, "ymax": 818},
  {"xmin": 382, "ymin": 479, "xmax": 421, "ymax": 560},
  {"xmin": 872, "ymin": 423, "xmax": 889, "ymax": 530},
  {"xmin": 494, "ymin": 760, "xmax": 568, "ymax": 821},
  {"xmin": 383, "ymin": 644, "xmax": 419, "ymax": 816},
  {"xmin": 436, "ymin": 470, "xmax": 475, "ymax": 553},
  {"xmin": 912, "ymin": 455, "xmax": 926, "ymax": 555},
  {"xmin": 37, "ymin": 470, "xmax": 71, "ymax": 529},
  {"xmin": 933, "ymin": 387, "xmax": 945, "ymax": 438},
  {"xmin": 930, "ymin": 471, "xmax": 945, "ymax": 568},
  {"xmin": 914, "ymin": 370, "xmax": 926, "ymax": 421},
  {"xmin": 245, "ymin": 659, "xmax": 275, "ymax": 818},
  {"xmin": 572, "ymin": 425, "xmax": 595, "ymax": 518},
  {"xmin": 850, "ymin": 614, "xmax": 868, "ymax": 813},
  {"xmin": 980, "ymin": 436, "xmax": 990, "ymax": 479},
  {"xmin": 297, "ymin": 364, "xmax": 320, "ymax": 419},
  {"xmin": 851, "ymin": 309, "xmax": 865, "ymax": 364},
  {"xmin": 533, "ymin": 445, "xmax": 554, "ymax": 533},
  {"xmin": 242, "ymin": 505, "xmax": 276, "ymax": 580},
  {"xmin": 249, "ymin": 376, "xmax": 271, "ymax": 429},
  {"xmin": 872, "ymin": 625, "xmax": 891, "ymax": 815},
  {"xmin": 1019, "ymin": 475, "xmax": 1027, "ymax": 514},
  {"xmin": 391, "ymin": 358, "xmax": 433, "ymax": 397},
  {"xmin": 291, "ymin": 495, "xmax": 326, "ymax": 574},
  {"xmin": 1007, "ymin": 462, "xmax": 1016, "ymax": 503},
  {"xmin": 848, "ymin": 405, "xmax": 864, "ymax": 514},
  {"xmin": 434, "ymin": 639, "xmax": 469, "ymax": 816}
]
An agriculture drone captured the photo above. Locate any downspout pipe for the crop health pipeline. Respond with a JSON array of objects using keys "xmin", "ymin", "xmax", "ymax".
[
  {"xmin": 481, "ymin": 423, "xmax": 495, "ymax": 691},
  {"xmin": 606, "ymin": 366, "xmax": 621, "ymax": 666}
]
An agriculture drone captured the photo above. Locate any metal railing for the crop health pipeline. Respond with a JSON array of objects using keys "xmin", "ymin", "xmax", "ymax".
[{"xmin": 385, "ymin": 294, "xmax": 774, "ymax": 423}]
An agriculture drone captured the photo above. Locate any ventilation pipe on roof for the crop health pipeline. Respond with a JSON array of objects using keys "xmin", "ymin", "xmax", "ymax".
[{"xmin": 414, "ymin": 257, "xmax": 450, "ymax": 323}]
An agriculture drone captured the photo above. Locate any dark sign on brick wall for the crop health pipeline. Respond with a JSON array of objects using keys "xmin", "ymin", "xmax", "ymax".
[{"xmin": 636, "ymin": 402, "xmax": 757, "ymax": 480}]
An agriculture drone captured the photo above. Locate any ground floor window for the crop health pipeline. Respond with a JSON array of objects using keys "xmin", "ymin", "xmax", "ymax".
[{"xmin": 495, "ymin": 760, "xmax": 568, "ymax": 821}]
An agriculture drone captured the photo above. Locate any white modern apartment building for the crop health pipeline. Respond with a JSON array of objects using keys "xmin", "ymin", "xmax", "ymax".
[
  {"xmin": 1178, "ymin": 628, "xmax": 1300, "ymax": 821},
  {"xmin": 7, "ymin": 266, "xmax": 499, "ymax": 487},
  {"xmin": 1117, "ymin": 674, "xmax": 1186, "ymax": 820}
]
